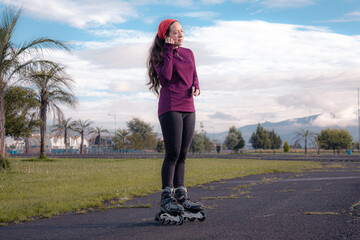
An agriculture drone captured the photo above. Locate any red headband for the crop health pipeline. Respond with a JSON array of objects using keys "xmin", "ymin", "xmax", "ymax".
[{"xmin": 157, "ymin": 19, "xmax": 178, "ymax": 40}]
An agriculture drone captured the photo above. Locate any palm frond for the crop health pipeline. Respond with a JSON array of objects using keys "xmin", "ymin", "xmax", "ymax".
[
  {"xmin": 11, "ymin": 60, "xmax": 56, "ymax": 83},
  {"xmin": 0, "ymin": 7, "xmax": 22, "ymax": 48},
  {"xmin": 17, "ymin": 38, "xmax": 70, "ymax": 57}
]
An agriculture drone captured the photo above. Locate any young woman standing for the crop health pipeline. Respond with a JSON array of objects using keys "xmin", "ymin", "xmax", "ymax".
[{"xmin": 147, "ymin": 19, "xmax": 205, "ymax": 224}]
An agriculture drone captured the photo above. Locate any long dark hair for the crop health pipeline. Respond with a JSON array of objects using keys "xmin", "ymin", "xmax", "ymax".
[{"xmin": 147, "ymin": 22, "xmax": 176, "ymax": 96}]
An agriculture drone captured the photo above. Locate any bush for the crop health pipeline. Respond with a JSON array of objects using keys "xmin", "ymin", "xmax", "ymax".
[
  {"xmin": 0, "ymin": 156, "xmax": 10, "ymax": 170},
  {"xmin": 283, "ymin": 140, "xmax": 290, "ymax": 152}
]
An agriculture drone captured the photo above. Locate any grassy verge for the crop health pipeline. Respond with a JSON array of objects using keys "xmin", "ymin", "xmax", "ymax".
[{"xmin": 0, "ymin": 158, "xmax": 323, "ymax": 224}]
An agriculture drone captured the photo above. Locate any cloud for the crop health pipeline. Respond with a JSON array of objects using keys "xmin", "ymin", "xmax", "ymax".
[
  {"xmin": 200, "ymin": 0, "xmax": 226, "ymax": 4},
  {"xmin": 321, "ymin": 10, "xmax": 360, "ymax": 23},
  {"xmin": 163, "ymin": 0, "xmax": 196, "ymax": 8},
  {"xmin": 184, "ymin": 20, "xmax": 360, "ymax": 129},
  {"xmin": 312, "ymin": 109, "xmax": 357, "ymax": 128},
  {"xmin": 209, "ymin": 112, "xmax": 238, "ymax": 120},
  {"xmin": 186, "ymin": 21, "xmax": 360, "ymax": 91},
  {"xmin": 231, "ymin": 0, "xmax": 258, "ymax": 3},
  {"xmin": 88, "ymin": 29, "xmax": 153, "ymax": 41},
  {"xmin": 181, "ymin": 11, "xmax": 220, "ymax": 20},
  {"xmin": 260, "ymin": 0, "xmax": 315, "ymax": 8},
  {"xmin": 276, "ymin": 87, "xmax": 359, "ymax": 128},
  {"xmin": 77, "ymin": 43, "xmax": 151, "ymax": 69},
  {"xmin": 37, "ymin": 20, "xmax": 360, "ymax": 132},
  {"xmin": 37, "ymin": 47, "xmax": 157, "ymax": 132},
  {"xmin": 275, "ymin": 88, "xmax": 359, "ymax": 114},
  {"xmin": 230, "ymin": 0, "xmax": 315, "ymax": 8},
  {"xmin": 1, "ymin": 0, "xmax": 138, "ymax": 28}
]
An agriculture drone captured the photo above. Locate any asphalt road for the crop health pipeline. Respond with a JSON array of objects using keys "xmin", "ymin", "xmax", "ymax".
[
  {"xmin": 1, "ymin": 164, "xmax": 360, "ymax": 240},
  {"xmin": 11, "ymin": 153, "xmax": 360, "ymax": 162}
]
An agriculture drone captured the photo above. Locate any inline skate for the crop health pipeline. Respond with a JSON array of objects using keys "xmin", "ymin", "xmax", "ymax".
[
  {"xmin": 155, "ymin": 186, "xmax": 184, "ymax": 225},
  {"xmin": 174, "ymin": 186, "xmax": 206, "ymax": 222}
]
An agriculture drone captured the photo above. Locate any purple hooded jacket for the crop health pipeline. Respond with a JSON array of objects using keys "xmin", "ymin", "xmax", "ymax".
[{"xmin": 153, "ymin": 43, "xmax": 200, "ymax": 117}]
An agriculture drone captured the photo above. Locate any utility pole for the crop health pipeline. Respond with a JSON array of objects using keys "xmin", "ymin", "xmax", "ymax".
[
  {"xmin": 358, "ymin": 88, "xmax": 360, "ymax": 151},
  {"xmin": 108, "ymin": 113, "xmax": 117, "ymax": 137}
]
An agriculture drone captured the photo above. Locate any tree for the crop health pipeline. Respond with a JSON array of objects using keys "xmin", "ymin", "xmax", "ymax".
[
  {"xmin": 352, "ymin": 141, "xmax": 359, "ymax": 150},
  {"xmin": 317, "ymin": 128, "xmax": 353, "ymax": 154},
  {"xmin": 4, "ymin": 86, "xmax": 40, "ymax": 137},
  {"xmin": 268, "ymin": 129, "xmax": 282, "ymax": 154},
  {"xmin": 339, "ymin": 129, "xmax": 353, "ymax": 151},
  {"xmin": 216, "ymin": 145, "xmax": 221, "ymax": 154},
  {"xmin": 190, "ymin": 128, "xmax": 213, "ymax": 154},
  {"xmin": 89, "ymin": 126, "xmax": 109, "ymax": 153},
  {"xmin": 292, "ymin": 129, "xmax": 316, "ymax": 154},
  {"xmin": 224, "ymin": 126, "xmax": 245, "ymax": 153},
  {"xmin": 127, "ymin": 117, "xmax": 156, "ymax": 150},
  {"xmin": 114, "ymin": 128, "xmax": 130, "ymax": 153},
  {"xmin": 190, "ymin": 131, "xmax": 205, "ymax": 154},
  {"xmin": 203, "ymin": 134, "xmax": 213, "ymax": 152},
  {"xmin": 0, "ymin": 8, "xmax": 69, "ymax": 167},
  {"xmin": 156, "ymin": 139, "xmax": 164, "ymax": 153},
  {"xmin": 249, "ymin": 123, "xmax": 271, "ymax": 151},
  {"xmin": 23, "ymin": 113, "xmax": 41, "ymax": 154},
  {"xmin": 27, "ymin": 63, "xmax": 77, "ymax": 158},
  {"xmin": 73, "ymin": 119, "xmax": 92, "ymax": 154},
  {"xmin": 283, "ymin": 140, "xmax": 290, "ymax": 152},
  {"xmin": 52, "ymin": 118, "xmax": 76, "ymax": 154},
  {"xmin": 314, "ymin": 135, "xmax": 323, "ymax": 155}
]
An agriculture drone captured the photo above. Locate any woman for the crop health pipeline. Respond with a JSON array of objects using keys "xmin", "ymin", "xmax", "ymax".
[{"xmin": 147, "ymin": 19, "xmax": 204, "ymax": 224}]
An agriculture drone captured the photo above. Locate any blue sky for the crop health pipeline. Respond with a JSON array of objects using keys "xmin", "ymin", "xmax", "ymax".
[
  {"xmin": 12, "ymin": 0, "xmax": 360, "ymax": 40},
  {"xmin": 2, "ymin": 0, "xmax": 360, "ymax": 135}
]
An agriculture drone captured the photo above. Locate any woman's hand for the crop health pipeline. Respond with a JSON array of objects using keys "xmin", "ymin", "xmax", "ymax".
[
  {"xmin": 165, "ymin": 36, "xmax": 175, "ymax": 44},
  {"xmin": 192, "ymin": 86, "xmax": 200, "ymax": 97}
]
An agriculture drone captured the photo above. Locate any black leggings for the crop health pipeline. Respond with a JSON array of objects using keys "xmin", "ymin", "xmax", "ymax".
[{"xmin": 159, "ymin": 111, "xmax": 195, "ymax": 189}]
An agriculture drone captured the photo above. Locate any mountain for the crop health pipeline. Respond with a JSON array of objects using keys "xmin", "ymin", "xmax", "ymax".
[{"xmin": 210, "ymin": 114, "xmax": 359, "ymax": 146}]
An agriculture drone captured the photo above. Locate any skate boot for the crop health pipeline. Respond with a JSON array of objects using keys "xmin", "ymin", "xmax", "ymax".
[
  {"xmin": 174, "ymin": 186, "xmax": 206, "ymax": 222},
  {"xmin": 155, "ymin": 186, "xmax": 184, "ymax": 225}
]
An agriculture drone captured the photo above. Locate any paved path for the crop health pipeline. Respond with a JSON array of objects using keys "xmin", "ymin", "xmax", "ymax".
[
  {"xmin": 1, "ymin": 165, "xmax": 360, "ymax": 240},
  {"xmin": 11, "ymin": 153, "xmax": 360, "ymax": 162}
]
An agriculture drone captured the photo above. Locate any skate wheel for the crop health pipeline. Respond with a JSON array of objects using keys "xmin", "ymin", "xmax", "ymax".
[
  {"xmin": 159, "ymin": 215, "xmax": 165, "ymax": 223},
  {"xmin": 165, "ymin": 219, "xmax": 171, "ymax": 224},
  {"xmin": 178, "ymin": 216, "xmax": 184, "ymax": 225},
  {"xmin": 188, "ymin": 217, "xmax": 195, "ymax": 222},
  {"xmin": 155, "ymin": 212, "xmax": 161, "ymax": 222},
  {"xmin": 198, "ymin": 212, "xmax": 206, "ymax": 221}
]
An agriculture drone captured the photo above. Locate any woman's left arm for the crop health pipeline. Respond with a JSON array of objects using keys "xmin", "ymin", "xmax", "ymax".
[{"xmin": 190, "ymin": 50, "xmax": 200, "ymax": 97}]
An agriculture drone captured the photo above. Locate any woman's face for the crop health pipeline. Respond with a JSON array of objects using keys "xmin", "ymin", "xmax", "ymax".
[{"xmin": 168, "ymin": 22, "xmax": 183, "ymax": 47}]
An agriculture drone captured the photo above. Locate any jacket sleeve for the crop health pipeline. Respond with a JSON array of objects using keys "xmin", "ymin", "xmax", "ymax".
[
  {"xmin": 191, "ymin": 50, "xmax": 200, "ymax": 94},
  {"xmin": 153, "ymin": 43, "xmax": 174, "ymax": 83}
]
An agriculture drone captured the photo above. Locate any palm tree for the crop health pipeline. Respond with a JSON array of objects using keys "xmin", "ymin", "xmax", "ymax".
[
  {"xmin": 27, "ymin": 63, "xmax": 77, "ymax": 158},
  {"xmin": 293, "ymin": 129, "xmax": 316, "ymax": 154},
  {"xmin": 52, "ymin": 117, "xmax": 76, "ymax": 154},
  {"xmin": 23, "ymin": 112, "xmax": 41, "ymax": 154},
  {"xmin": 89, "ymin": 127, "xmax": 109, "ymax": 153},
  {"xmin": 313, "ymin": 135, "xmax": 321, "ymax": 155},
  {"xmin": 0, "ymin": 8, "xmax": 69, "ymax": 167},
  {"xmin": 115, "ymin": 128, "xmax": 130, "ymax": 153},
  {"xmin": 73, "ymin": 119, "xmax": 92, "ymax": 154}
]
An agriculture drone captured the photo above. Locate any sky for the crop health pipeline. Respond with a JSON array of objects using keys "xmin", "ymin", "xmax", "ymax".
[{"xmin": 2, "ymin": 0, "xmax": 360, "ymax": 135}]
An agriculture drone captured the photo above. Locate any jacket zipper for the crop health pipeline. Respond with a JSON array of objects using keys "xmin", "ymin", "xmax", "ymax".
[{"xmin": 176, "ymin": 52, "xmax": 183, "ymax": 60}]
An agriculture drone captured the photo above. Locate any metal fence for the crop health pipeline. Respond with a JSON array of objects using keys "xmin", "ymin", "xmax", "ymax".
[{"xmin": 8, "ymin": 152, "xmax": 360, "ymax": 162}]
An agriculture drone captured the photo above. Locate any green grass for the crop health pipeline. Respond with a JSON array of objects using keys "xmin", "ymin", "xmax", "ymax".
[
  {"xmin": 352, "ymin": 201, "xmax": 360, "ymax": 208},
  {"xmin": 0, "ymin": 158, "xmax": 324, "ymax": 223},
  {"xmin": 304, "ymin": 212, "xmax": 341, "ymax": 215},
  {"xmin": 229, "ymin": 149, "xmax": 360, "ymax": 155}
]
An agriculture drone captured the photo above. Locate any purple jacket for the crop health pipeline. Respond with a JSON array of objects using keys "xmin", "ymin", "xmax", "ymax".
[{"xmin": 153, "ymin": 43, "xmax": 200, "ymax": 117}]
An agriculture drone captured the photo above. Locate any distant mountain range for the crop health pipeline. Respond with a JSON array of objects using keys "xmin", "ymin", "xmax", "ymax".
[{"xmin": 209, "ymin": 114, "xmax": 359, "ymax": 146}]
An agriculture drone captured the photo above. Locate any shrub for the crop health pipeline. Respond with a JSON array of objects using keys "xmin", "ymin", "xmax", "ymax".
[{"xmin": 283, "ymin": 140, "xmax": 290, "ymax": 152}]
